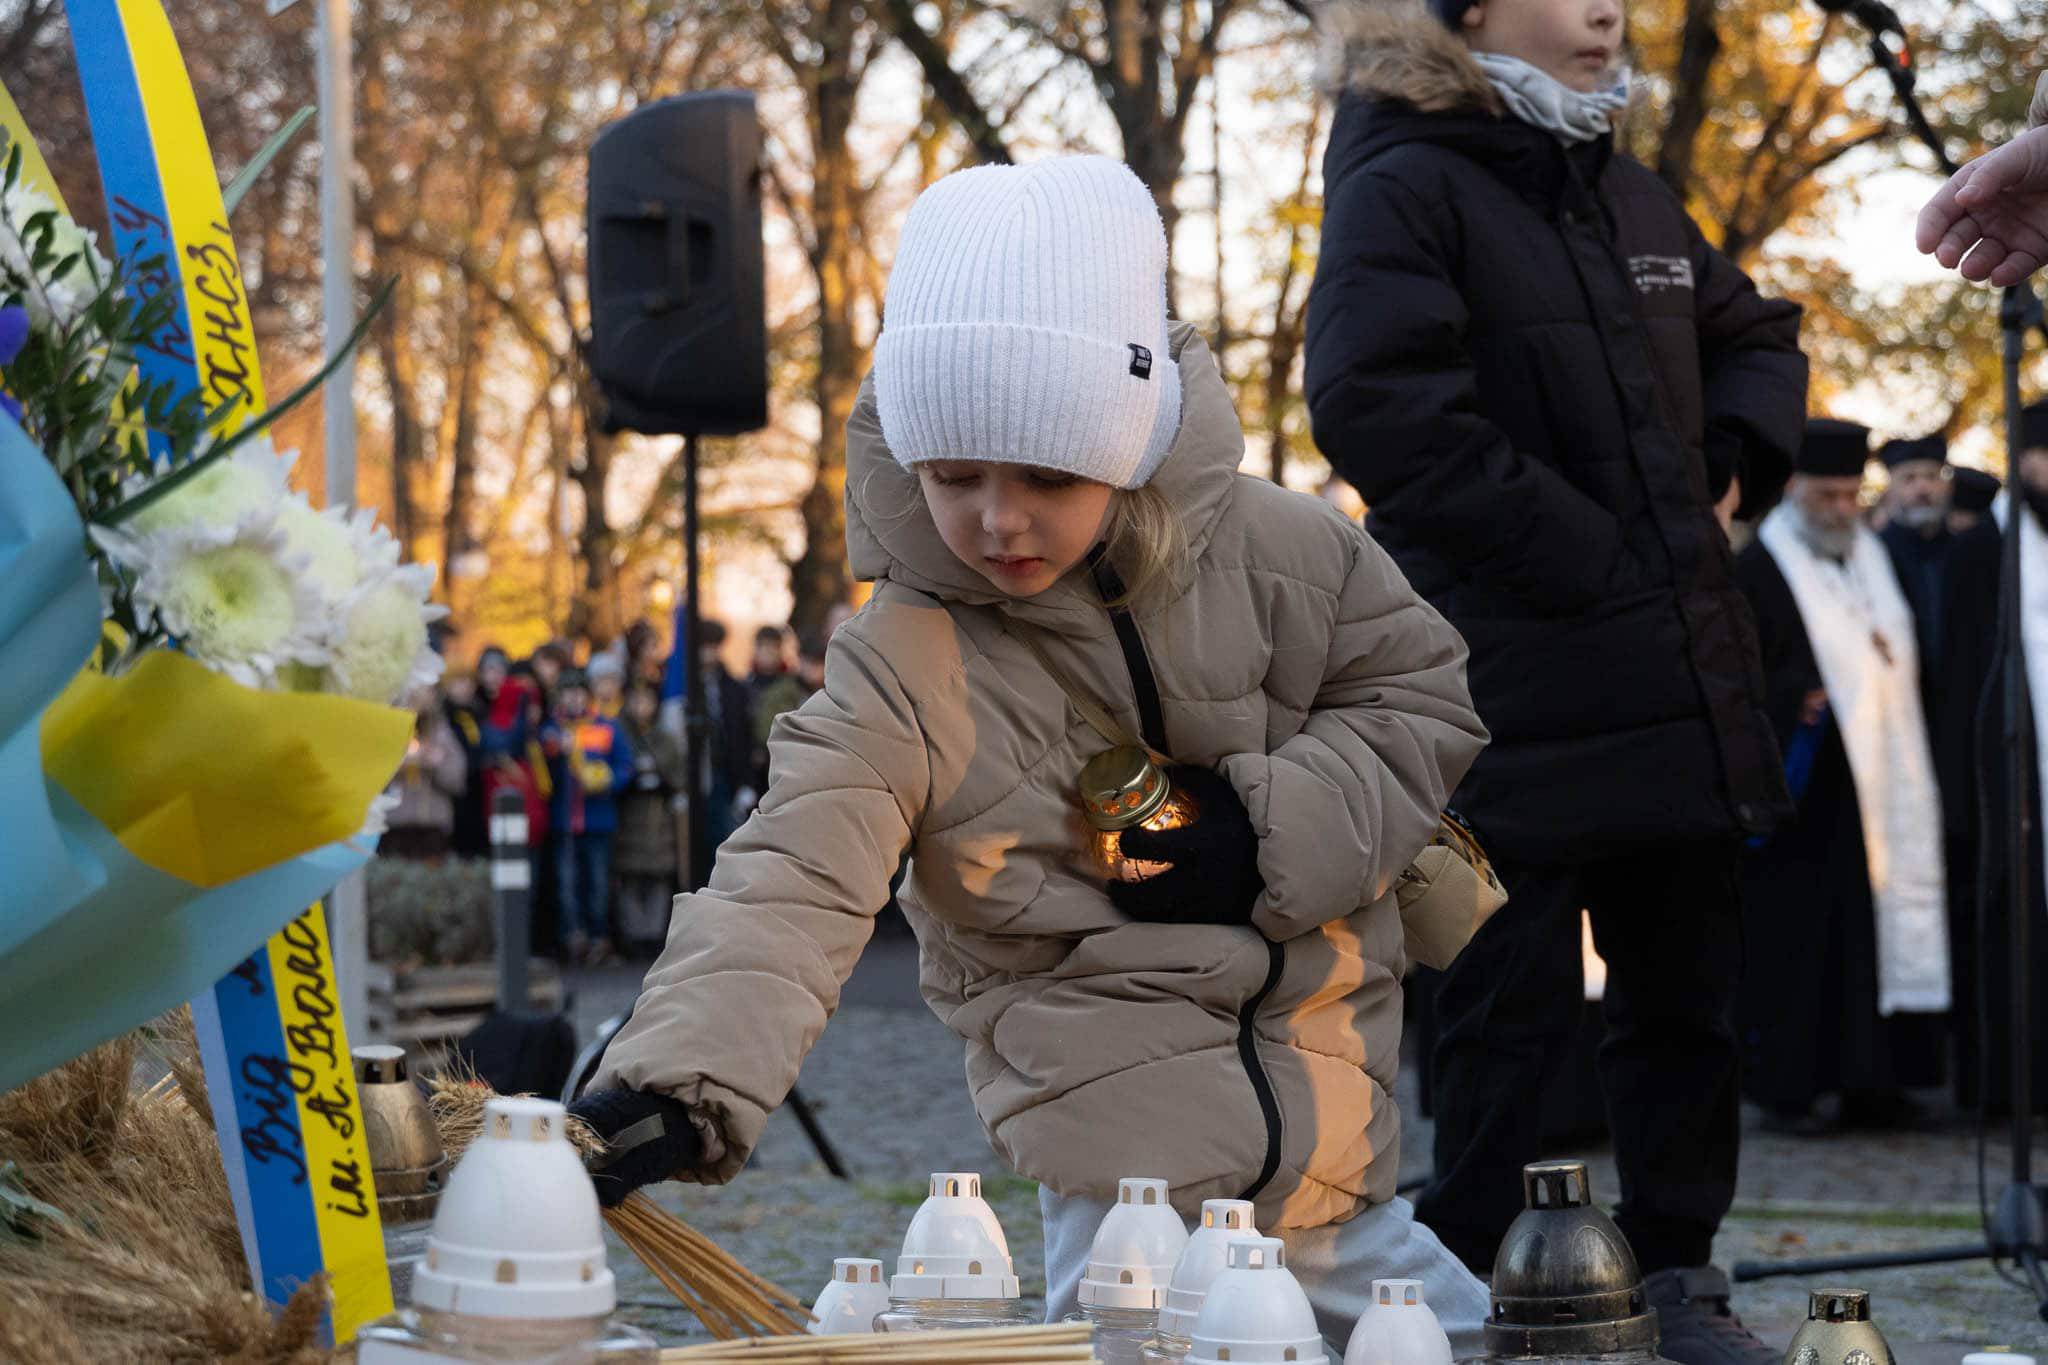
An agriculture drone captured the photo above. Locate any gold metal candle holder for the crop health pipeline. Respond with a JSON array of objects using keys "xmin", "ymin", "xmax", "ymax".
[{"xmin": 1078, "ymin": 746, "xmax": 1199, "ymax": 884}]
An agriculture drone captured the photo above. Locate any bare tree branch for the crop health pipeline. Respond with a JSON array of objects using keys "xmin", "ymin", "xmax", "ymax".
[
  {"xmin": 962, "ymin": 0, "xmax": 1101, "ymax": 74},
  {"xmin": 876, "ymin": 0, "xmax": 1015, "ymax": 163}
]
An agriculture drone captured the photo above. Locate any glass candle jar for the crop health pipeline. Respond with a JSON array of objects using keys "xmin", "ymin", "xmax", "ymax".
[
  {"xmin": 1141, "ymin": 1335, "xmax": 1191, "ymax": 1365},
  {"xmin": 355, "ymin": 1306, "xmax": 658, "ymax": 1362},
  {"xmin": 1065, "ymin": 1306, "xmax": 1161, "ymax": 1363},
  {"xmin": 1080, "ymin": 746, "xmax": 1200, "ymax": 883},
  {"xmin": 872, "ymin": 1296, "xmax": 1040, "ymax": 1333}
]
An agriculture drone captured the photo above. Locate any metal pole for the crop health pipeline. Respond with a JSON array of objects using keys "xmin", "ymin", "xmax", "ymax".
[
  {"xmin": 491, "ymin": 789, "xmax": 532, "ymax": 1012},
  {"xmin": 315, "ymin": 0, "xmax": 371, "ymax": 1044},
  {"xmin": 318, "ymin": 0, "xmax": 356, "ymax": 511},
  {"xmin": 1734, "ymin": 1242, "xmax": 1993, "ymax": 1283},
  {"xmin": 2001, "ymin": 281, "xmax": 2038, "ymax": 1187},
  {"xmin": 683, "ymin": 432, "xmax": 711, "ymax": 891},
  {"xmin": 671, "ymin": 435, "xmax": 847, "ymax": 1172}
]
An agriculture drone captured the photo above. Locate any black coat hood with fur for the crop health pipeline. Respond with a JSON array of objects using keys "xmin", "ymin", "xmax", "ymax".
[{"xmin": 1304, "ymin": 0, "xmax": 1810, "ymax": 862}]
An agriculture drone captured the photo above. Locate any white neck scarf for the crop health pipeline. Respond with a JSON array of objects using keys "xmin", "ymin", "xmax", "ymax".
[
  {"xmin": 1474, "ymin": 53, "xmax": 1631, "ymax": 145},
  {"xmin": 1758, "ymin": 505, "xmax": 1950, "ymax": 1015}
]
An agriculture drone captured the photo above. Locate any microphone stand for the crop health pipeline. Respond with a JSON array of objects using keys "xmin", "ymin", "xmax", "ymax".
[{"xmin": 1729, "ymin": 10, "xmax": 2048, "ymax": 1317}]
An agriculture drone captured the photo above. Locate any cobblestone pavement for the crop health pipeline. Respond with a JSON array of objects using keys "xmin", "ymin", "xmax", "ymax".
[{"xmin": 566, "ymin": 944, "xmax": 2048, "ymax": 1358}]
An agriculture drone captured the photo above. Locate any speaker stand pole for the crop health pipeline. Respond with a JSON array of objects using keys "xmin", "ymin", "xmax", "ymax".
[
  {"xmin": 682, "ymin": 430, "xmax": 711, "ymax": 894},
  {"xmin": 678, "ymin": 430, "xmax": 847, "ymax": 1178}
]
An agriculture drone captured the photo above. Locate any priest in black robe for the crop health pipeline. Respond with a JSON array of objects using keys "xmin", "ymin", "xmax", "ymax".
[
  {"xmin": 1951, "ymin": 467, "xmax": 2002, "ymax": 536},
  {"xmin": 1967, "ymin": 399, "xmax": 2048, "ymax": 1116},
  {"xmin": 1878, "ymin": 435, "xmax": 2003, "ymax": 1110},
  {"xmin": 1733, "ymin": 419, "xmax": 1952, "ymax": 1131}
]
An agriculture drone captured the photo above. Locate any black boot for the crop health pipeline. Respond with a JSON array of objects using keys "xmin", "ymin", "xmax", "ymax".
[{"xmin": 1645, "ymin": 1266, "xmax": 1779, "ymax": 1365}]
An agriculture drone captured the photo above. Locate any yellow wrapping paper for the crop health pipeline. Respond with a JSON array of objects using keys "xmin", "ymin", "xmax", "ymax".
[{"xmin": 40, "ymin": 650, "xmax": 412, "ymax": 887}]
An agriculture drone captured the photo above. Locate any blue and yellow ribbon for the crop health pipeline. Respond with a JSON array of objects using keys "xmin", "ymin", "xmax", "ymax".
[
  {"xmin": 191, "ymin": 907, "xmax": 392, "ymax": 1337},
  {"xmin": 0, "ymin": 78, "xmax": 65, "ymax": 207},
  {"xmin": 65, "ymin": 0, "xmax": 392, "ymax": 1341},
  {"xmin": 70, "ymin": 0, "xmax": 265, "ymax": 447}
]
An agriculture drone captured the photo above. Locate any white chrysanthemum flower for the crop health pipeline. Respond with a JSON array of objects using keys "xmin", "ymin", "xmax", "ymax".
[
  {"xmin": 327, "ymin": 562, "xmax": 446, "ymax": 706},
  {"xmin": 276, "ymin": 496, "xmax": 364, "ymax": 602},
  {"xmin": 0, "ymin": 180, "xmax": 114, "ymax": 328},
  {"xmin": 127, "ymin": 437, "xmax": 294, "ymax": 542},
  {"xmin": 344, "ymin": 506, "xmax": 404, "ymax": 581},
  {"xmin": 91, "ymin": 518, "xmax": 327, "ymax": 689}
]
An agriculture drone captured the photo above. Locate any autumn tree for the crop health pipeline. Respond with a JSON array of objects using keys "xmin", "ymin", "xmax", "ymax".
[{"xmin": 885, "ymin": 0, "xmax": 1291, "ymax": 312}]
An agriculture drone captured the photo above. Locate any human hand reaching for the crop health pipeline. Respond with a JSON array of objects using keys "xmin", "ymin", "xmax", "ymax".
[
  {"xmin": 1916, "ymin": 74, "xmax": 2048, "ymax": 287},
  {"xmin": 568, "ymin": 1088, "xmax": 705, "ymax": 1208}
]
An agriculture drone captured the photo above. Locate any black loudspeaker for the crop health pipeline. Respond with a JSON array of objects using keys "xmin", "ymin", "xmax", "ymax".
[{"xmin": 587, "ymin": 91, "xmax": 767, "ymax": 437}]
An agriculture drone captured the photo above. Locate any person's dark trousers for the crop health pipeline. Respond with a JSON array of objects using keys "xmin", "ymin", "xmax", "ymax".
[
  {"xmin": 1416, "ymin": 838, "xmax": 1745, "ymax": 1276},
  {"xmin": 556, "ymin": 830, "xmax": 617, "ymax": 949}
]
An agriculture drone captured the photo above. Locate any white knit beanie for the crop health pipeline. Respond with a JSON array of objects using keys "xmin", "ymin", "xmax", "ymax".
[{"xmin": 874, "ymin": 155, "xmax": 1182, "ymax": 490}]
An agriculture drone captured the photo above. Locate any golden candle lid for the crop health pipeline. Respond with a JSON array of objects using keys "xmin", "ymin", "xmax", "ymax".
[{"xmin": 1079, "ymin": 746, "xmax": 1171, "ymax": 832}]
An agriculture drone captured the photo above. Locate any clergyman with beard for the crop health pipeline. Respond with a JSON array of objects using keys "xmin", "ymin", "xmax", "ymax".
[{"xmin": 1730, "ymin": 418, "xmax": 1952, "ymax": 1132}]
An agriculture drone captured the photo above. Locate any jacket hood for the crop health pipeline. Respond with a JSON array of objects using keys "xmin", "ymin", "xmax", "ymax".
[
  {"xmin": 1316, "ymin": 0, "xmax": 1503, "ymax": 116},
  {"xmin": 845, "ymin": 321, "xmax": 1243, "ymax": 634}
]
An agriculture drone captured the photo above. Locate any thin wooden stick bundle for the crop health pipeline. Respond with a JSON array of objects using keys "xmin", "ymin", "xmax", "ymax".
[
  {"xmin": 657, "ymin": 1322, "xmax": 1098, "ymax": 1362},
  {"xmin": 607, "ymin": 1191, "xmax": 812, "ymax": 1338},
  {"xmin": 425, "ymin": 1074, "xmax": 810, "ymax": 1340}
]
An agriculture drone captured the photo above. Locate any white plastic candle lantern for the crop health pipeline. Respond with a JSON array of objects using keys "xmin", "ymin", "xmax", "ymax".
[
  {"xmin": 1186, "ymin": 1237, "xmax": 1328, "ymax": 1365},
  {"xmin": 1081, "ymin": 1177, "xmax": 1192, "ymax": 1312},
  {"xmin": 355, "ymin": 1096, "xmax": 656, "ymax": 1363},
  {"xmin": 1075, "ymin": 1177, "xmax": 1192, "ymax": 1363},
  {"xmin": 809, "ymin": 1257, "xmax": 891, "ymax": 1335},
  {"xmin": 873, "ymin": 1172, "xmax": 1035, "ymax": 1333},
  {"xmin": 1145, "ymin": 1197, "xmax": 1260, "ymax": 1363},
  {"xmin": 1342, "ymin": 1279, "xmax": 1451, "ymax": 1365}
]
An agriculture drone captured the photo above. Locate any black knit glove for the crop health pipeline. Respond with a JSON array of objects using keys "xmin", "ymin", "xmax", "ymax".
[
  {"xmin": 1106, "ymin": 764, "xmax": 1266, "ymax": 927},
  {"xmin": 568, "ymin": 1088, "xmax": 704, "ymax": 1208}
]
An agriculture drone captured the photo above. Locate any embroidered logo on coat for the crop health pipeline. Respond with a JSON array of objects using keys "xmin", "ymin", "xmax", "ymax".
[
  {"xmin": 1127, "ymin": 343, "xmax": 1153, "ymax": 379},
  {"xmin": 1628, "ymin": 254, "xmax": 1695, "ymax": 294}
]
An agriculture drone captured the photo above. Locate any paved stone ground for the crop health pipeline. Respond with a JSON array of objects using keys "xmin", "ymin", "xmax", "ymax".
[{"xmin": 564, "ymin": 940, "xmax": 2048, "ymax": 1358}]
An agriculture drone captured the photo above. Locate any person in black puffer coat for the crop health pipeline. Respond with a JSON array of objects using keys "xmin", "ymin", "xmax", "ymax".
[{"xmin": 1305, "ymin": 1, "xmax": 1806, "ymax": 1360}]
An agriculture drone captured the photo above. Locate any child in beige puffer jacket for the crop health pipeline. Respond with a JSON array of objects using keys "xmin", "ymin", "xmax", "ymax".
[{"xmin": 576, "ymin": 154, "xmax": 1494, "ymax": 1353}]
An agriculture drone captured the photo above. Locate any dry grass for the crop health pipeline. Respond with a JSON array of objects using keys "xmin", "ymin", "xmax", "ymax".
[
  {"xmin": 0, "ymin": 1030, "xmax": 820, "ymax": 1359},
  {"xmin": 423, "ymin": 1063, "xmax": 605, "ymax": 1163},
  {"xmin": 0, "ymin": 1014, "xmax": 331, "ymax": 1363}
]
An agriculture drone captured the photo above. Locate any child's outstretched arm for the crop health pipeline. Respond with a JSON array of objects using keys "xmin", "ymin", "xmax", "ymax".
[
  {"xmin": 1305, "ymin": 170, "xmax": 1644, "ymax": 616},
  {"xmin": 1218, "ymin": 513, "xmax": 1489, "ymax": 948},
  {"xmin": 587, "ymin": 626, "xmax": 928, "ymax": 1186}
]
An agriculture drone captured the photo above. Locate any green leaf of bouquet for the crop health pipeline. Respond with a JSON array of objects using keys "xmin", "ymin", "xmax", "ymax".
[
  {"xmin": 113, "ymin": 274, "xmax": 397, "ymax": 511},
  {"xmin": 198, "ymin": 392, "xmax": 246, "ymax": 432},
  {"xmin": 223, "ymin": 105, "xmax": 315, "ymax": 217}
]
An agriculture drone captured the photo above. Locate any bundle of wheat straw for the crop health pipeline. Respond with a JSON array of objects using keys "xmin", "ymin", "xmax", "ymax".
[
  {"xmin": 657, "ymin": 1322, "xmax": 1098, "ymax": 1363},
  {"xmin": 0, "ymin": 1016, "xmax": 331, "ymax": 1364},
  {"xmin": 425, "ymin": 1073, "xmax": 810, "ymax": 1339}
]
